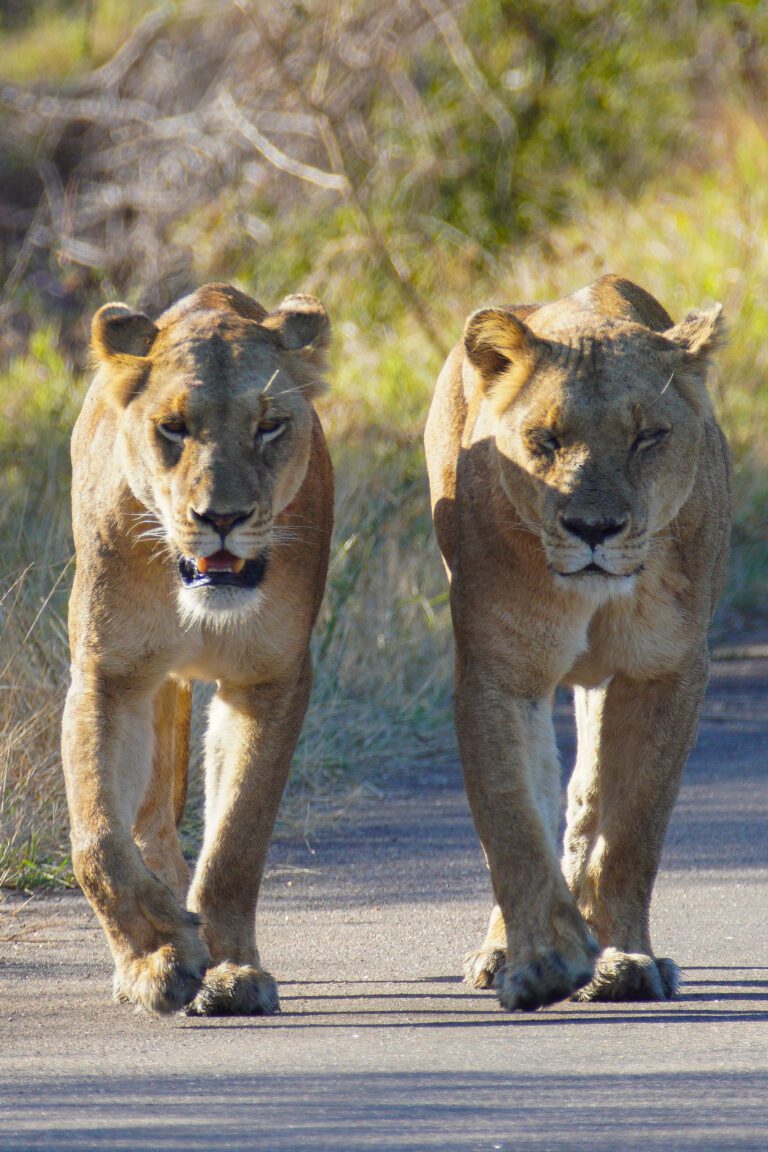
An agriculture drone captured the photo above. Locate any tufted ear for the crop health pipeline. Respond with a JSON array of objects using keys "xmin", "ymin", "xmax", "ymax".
[
  {"xmin": 464, "ymin": 308, "xmax": 542, "ymax": 410},
  {"xmin": 663, "ymin": 305, "xmax": 726, "ymax": 365},
  {"xmin": 91, "ymin": 303, "xmax": 159, "ymax": 408},
  {"xmin": 261, "ymin": 294, "xmax": 331, "ymax": 399}
]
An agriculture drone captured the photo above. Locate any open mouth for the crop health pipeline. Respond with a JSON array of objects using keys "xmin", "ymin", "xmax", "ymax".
[{"xmin": 177, "ymin": 549, "xmax": 269, "ymax": 590}]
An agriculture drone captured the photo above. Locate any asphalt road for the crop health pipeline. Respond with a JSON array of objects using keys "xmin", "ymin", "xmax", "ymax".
[{"xmin": 2, "ymin": 655, "xmax": 767, "ymax": 1151}]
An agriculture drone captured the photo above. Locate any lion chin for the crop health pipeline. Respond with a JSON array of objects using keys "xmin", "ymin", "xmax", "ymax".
[
  {"xmin": 550, "ymin": 565, "xmax": 640, "ymax": 603},
  {"xmin": 177, "ymin": 581, "xmax": 267, "ymax": 629}
]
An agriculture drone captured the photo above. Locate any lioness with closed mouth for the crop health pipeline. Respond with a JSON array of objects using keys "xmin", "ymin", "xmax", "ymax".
[
  {"xmin": 425, "ymin": 275, "xmax": 730, "ymax": 1011},
  {"xmin": 62, "ymin": 283, "xmax": 333, "ymax": 1015}
]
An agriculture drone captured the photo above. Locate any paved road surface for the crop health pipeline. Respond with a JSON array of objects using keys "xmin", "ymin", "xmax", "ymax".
[{"xmin": 2, "ymin": 656, "xmax": 767, "ymax": 1150}]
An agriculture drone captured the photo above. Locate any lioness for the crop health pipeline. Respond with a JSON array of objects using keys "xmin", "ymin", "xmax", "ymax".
[
  {"xmin": 62, "ymin": 283, "xmax": 333, "ymax": 1015},
  {"xmin": 425, "ymin": 275, "xmax": 730, "ymax": 1011}
]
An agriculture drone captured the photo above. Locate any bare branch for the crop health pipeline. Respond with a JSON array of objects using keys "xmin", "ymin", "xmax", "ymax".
[
  {"xmin": 0, "ymin": 87, "xmax": 159, "ymax": 126},
  {"xmin": 220, "ymin": 90, "xmax": 351, "ymax": 194},
  {"xmin": 72, "ymin": 5, "xmax": 174, "ymax": 93}
]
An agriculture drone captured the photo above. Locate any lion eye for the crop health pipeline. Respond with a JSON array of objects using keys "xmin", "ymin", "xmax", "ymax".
[
  {"xmin": 157, "ymin": 419, "xmax": 188, "ymax": 443},
  {"xmin": 256, "ymin": 418, "xmax": 286, "ymax": 444},
  {"xmin": 632, "ymin": 427, "xmax": 670, "ymax": 453},
  {"xmin": 528, "ymin": 430, "xmax": 561, "ymax": 455}
]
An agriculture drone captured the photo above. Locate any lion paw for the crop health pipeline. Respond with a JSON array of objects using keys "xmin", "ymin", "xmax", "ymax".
[
  {"xmin": 113, "ymin": 940, "xmax": 209, "ymax": 1016},
  {"xmin": 494, "ymin": 946, "xmax": 596, "ymax": 1011},
  {"xmin": 184, "ymin": 962, "xmax": 280, "ymax": 1016},
  {"xmin": 464, "ymin": 947, "xmax": 506, "ymax": 990},
  {"xmin": 572, "ymin": 948, "xmax": 680, "ymax": 1002}
]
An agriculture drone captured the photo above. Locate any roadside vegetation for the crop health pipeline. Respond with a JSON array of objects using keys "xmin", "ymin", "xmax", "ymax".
[{"xmin": 2, "ymin": 0, "xmax": 767, "ymax": 887}]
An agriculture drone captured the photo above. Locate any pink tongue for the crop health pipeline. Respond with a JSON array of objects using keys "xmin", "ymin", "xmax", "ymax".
[{"xmin": 198, "ymin": 550, "xmax": 239, "ymax": 573}]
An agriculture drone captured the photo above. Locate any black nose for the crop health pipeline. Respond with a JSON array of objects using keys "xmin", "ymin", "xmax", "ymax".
[
  {"xmin": 561, "ymin": 516, "xmax": 627, "ymax": 548},
  {"xmin": 191, "ymin": 507, "xmax": 253, "ymax": 535}
]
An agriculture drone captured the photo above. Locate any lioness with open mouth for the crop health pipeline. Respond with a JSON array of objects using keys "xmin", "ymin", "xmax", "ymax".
[
  {"xmin": 425, "ymin": 274, "xmax": 730, "ymax": 1011},
  {"xmin": 62, "ymin": 284, "xmax": 332, "ymax": 1015}
]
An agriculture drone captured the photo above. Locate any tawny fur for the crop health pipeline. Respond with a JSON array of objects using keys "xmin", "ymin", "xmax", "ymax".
[
  {"xmin": 425, "ymin": 274, "xmax": 731, "ymax": 1012},
  {"xmin": 62, "ymin": 283, "xmax": 333, "ymax": 1015}
]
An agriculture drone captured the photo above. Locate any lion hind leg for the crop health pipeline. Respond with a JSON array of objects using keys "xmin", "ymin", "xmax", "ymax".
[
  {"xmin": 464, "ymin": 903, "xmax": 507, "ymax": 990},
  {"xmin": 133, "ymin": 677, "xmax": 192, "ymax": 900}
]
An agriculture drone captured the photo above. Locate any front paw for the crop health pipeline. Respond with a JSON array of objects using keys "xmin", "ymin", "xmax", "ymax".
[
  {"xmin": 113, "ymin": 938, "xmax": 209, "ymax": 1015},
  {"xmin": 494, "ymin": 943, "xmax": 596, "ymax": 1011},
  {"xmin": 464, "ymin": 947, "xmax": 506, "ymax": 990},
  {"xmin": 572, "ymin": 948, "xmax": 680, "ymax": 1002},
  {"xmin": 184, "ymin": 962, "xmax": 280, "ymax": 1016}
]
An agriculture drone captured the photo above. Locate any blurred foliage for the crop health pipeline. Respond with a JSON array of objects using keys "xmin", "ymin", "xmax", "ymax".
[
  {"xmin": 3, "ymin": 0, "xmax": 766, "ymax": 323},
  {"xmin": 0, "ymin": 0, "xmax": 157, "ymax": 83}
]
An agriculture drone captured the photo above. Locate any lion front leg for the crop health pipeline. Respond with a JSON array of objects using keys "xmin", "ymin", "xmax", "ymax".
[
  {"xmin": 185, "ymin": 662, "xmax": 312, "ymax": 1016},
  {"xmin": 62, "ymin": 673, "xmax": 209, "ymax": 1014},
  {"xmin": 564, "ymin": 649, "xmax": 709, "ymax": 1001},
  {"xmin": 456, "ymin": 660, "xmax": 598, "ymax": 1011}
]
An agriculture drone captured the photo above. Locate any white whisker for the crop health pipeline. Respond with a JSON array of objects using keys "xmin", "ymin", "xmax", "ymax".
[{"xmin": 262, "ymin": 369, "xmax": 280, "ymax": 396}]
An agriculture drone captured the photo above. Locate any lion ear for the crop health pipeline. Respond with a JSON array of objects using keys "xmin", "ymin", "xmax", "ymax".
[
  {"xmin": 92, "ymin": 303, "xmax": 158, "ymax": 361},
  {"xmin": 261, "ymin": 295, "xmax": 331, "ymax": 399},
  {"xmin": 464, "ymin": 308, "xmax": 539, "ymax": 409},
  {"xmin": 663, "ymin": 305, "xmax": 726, "ymax": 367},
  {"xmin": 91, "ymin": 304, "xmax": 159, "ymax": 408},
  {"xmin": 262, "ymin": 294, "xmax": 330, "ymax": 351}
]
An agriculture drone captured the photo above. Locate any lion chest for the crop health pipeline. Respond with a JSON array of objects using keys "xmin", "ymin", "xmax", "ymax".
[{"xmin": 564, "ymin": 564, "xmax": 695, "ymax": 687}]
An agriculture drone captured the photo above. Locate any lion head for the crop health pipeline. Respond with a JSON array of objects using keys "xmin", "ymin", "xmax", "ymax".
[
  {"xmin": 91, "ymin": 283, "xmax": 329, "ymax": 622},
  {"xmin": 463, "ymin": 275, "xmax": 725, "ymax": 599}
]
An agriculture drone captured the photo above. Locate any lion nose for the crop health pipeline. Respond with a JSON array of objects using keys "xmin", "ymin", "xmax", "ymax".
[
  {"xmin": 190, "ymin": 506, "xmax": 254, "ymax": 536},
  {"xmin": 561, "ymin": 516, "xmax": 627, "ymax": 548}
]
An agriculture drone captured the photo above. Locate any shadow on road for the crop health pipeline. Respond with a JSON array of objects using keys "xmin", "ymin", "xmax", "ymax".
[{"xmin": 4, "ymin": 1070, "xmax": 767, "ymax": 1151}]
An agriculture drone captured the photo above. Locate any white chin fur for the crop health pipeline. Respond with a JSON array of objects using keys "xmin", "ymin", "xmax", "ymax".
[
  {"xmin": 552, "ymin": 570, "xmax": 638, "ymax": 605},
  {"xmin": 177, "ymin": 584, "xmax": 264, "ymax": 629}
]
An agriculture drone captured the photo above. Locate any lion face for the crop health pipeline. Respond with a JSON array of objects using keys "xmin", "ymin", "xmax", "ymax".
[
  {"xmin": 464, "ymin": 296, "xmax": 725, "ymax": 599},
  {"xmin": 91, "ymin": 284, "xmax": 329, "ymax": 622}
]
